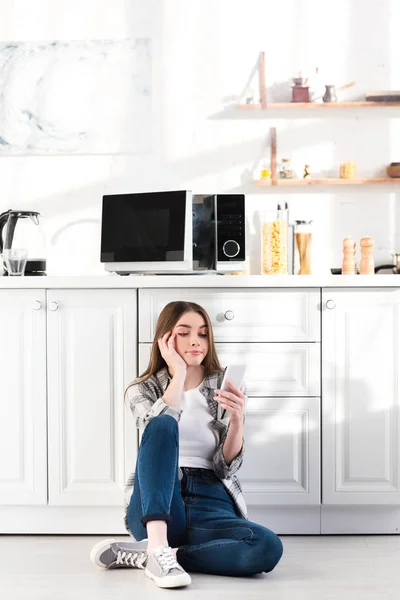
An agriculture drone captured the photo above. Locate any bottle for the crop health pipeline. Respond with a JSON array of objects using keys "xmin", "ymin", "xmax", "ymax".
[
  {"xmin": 284, "ymin": 201, "xmax": 289, "ymax": 221},
  {"xmin": 260, "ymin": 162, "xmax": 270, "ymax": 179},
  {"xmin": 277, "ymin": 204, "xmax": 288, "ymax": 275},
  {"xmin": 294, "ymin": 220, "xmax": 313, "ymax": 274},
  {"xmin": 360, "ymin": 236, "xmax": 375, "ymax": 274},
  {"xmin": 281, "ymin": 203, "xmax": 289, "ymax": 274},
  {"xmin": 284, "ymin": 202, "xmax": 294, "ymax": 274},
  {"xmin": 342, "ymin": 236, "xmax": 357, "ymax": 275}
]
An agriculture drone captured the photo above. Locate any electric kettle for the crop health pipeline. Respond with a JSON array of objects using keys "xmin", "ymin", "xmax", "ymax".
[{"xmin": 0, "ymin": 209, "xmax": 47, "ymax": 276}]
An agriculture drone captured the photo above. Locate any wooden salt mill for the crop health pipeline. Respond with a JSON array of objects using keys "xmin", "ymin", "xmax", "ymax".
[
  {"xmin": 360, "ymin": 236, "xmax": 375, "ymax": 274},
  {"xmin": 342, "ymin": 236, "xmax": 356, "ymax": 274}
]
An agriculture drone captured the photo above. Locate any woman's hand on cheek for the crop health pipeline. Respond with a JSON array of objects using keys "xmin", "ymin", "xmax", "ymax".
[
  {"xmin": 158, "ymin": 331, "xmax": 187, "ymax": 375},
  {"xmin": 214, "ymin": 381, "xmax": 246, "ymax": 424}
]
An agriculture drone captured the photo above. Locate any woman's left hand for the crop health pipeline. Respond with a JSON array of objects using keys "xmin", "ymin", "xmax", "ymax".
[{"xmin": 214, "ymin": 381, "xmax": 246, "ymax": 425}]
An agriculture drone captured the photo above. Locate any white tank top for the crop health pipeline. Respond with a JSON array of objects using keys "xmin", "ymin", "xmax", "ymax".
[{"xmin": 178, "ymin": 382, "xmax": 218, "ymax": 469}]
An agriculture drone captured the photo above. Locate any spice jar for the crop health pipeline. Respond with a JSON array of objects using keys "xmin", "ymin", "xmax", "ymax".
[
  {"xmin": 260, "ymin": 162, "xmax": 270, "ymax": 179},
  {"xmin": 279, "ymin": 158, "xmax": 295, "ymax": 179},
  {"xmin": 340, "ymin": 162, "xmax": 357, "ymax": 179},
  {"xmin": 261, "ymin": 206, "xmax": 288, "ymax": 274},
  {"xmin": 294, "ymin": 220, "xmax": 313, "ymax": 275}
]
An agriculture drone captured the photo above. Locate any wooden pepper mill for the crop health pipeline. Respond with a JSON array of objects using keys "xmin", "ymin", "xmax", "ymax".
[
  {"xmin": 342, "ymin": 236, "xmax": 356, "ymax": 274},
  {"xmin": 360, "ymin": 236, "xmax": 375, "ymax": 274}
]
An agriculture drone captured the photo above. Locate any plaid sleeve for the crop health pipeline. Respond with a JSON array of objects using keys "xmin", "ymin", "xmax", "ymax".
[
  {"xmin": 126, "ymin": 380, "xmax": 182, "ymax": 430},
  {"xmin": 213, "ymin": 431, "xmax": 245, "ymax": 480},
  {"xmin": 212, "ymin": 380, "xmax": 247, "ymax": 480}
]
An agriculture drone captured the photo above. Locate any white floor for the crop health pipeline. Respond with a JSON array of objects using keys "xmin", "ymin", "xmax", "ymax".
[{"xmin": 1, "ymin": 535, "xmax": 399, "ymax": 600}]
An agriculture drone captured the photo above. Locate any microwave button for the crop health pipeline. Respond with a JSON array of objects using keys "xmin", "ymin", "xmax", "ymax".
[{"xmin": 223, "ymin": 239, "xmax": 240, "ymax": 258}]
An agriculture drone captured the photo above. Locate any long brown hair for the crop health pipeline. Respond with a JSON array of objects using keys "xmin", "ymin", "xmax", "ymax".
[{"xmin": 126, "ymin": 301, "xmax": 223, "ymax": 394}]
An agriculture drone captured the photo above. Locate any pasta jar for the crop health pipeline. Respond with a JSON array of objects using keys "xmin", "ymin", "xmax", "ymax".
[
  {"xmin": 294, "ymin": 220, "xmax": 313, "ymax": 275},
  {"xmin": 260, "ymin": 209, "xmax": 288, "ymax": 274}
]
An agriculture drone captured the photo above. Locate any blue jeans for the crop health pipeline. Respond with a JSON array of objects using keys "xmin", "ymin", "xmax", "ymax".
[{"xmin": 126, "ymin": 414, "xmax": 283, "ymax": 577}]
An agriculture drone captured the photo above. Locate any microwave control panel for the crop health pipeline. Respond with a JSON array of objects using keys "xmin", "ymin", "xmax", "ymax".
[{"xmin": 216, "ymin": 194, "xmax": 245, "ymax": 262}]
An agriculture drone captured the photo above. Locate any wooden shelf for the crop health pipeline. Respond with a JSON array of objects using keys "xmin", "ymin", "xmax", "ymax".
[
  {"xmin": 240, "ymin": 55, "xmax": 400, "ymax": 190},
  {"xmin": 238, "ymin": 102, "xmax": 400, "ymax": 109},
  {"xmin": 255, "ymin": 178, "xmax": 400, "ymax": 186},
  {"xmin": 241, "ymin": 53, "xmax": 400, "ymax": 110}
]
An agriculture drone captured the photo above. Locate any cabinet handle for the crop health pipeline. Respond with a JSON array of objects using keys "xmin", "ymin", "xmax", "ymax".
[
  {"xmin": 32, "ymin": 300, "xmax": 42, "ymax": 311},
  {"xmin": 49, "ymin": 301, "xmax": 59, "ymax": 311},
  {"xmin": 224, "ymin": 310, "xmax": 235, "ymax": 320},
  {"xmin": 326, "ymin": 299, "xmax": 336, "ymax": 310}
]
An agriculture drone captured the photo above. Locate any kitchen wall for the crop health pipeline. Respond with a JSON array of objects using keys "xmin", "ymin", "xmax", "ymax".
[{"xmin": 0, "ymin": 0, "xmax": 399, "ymax": 275}]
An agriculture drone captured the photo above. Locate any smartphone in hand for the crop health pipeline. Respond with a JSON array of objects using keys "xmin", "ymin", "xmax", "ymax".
[{"xmin": 221, "ymin": 364, "xmax": 246, "ymax": 393}]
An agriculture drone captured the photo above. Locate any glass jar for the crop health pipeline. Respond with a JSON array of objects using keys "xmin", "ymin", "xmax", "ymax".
[
  {"xmin": 279, "ymin": 157, "xmax": 295, "ymax": 179},
  {"xmin": 294, "ymin": 220, "xmax": 313, "ymax": 275},
  {"xmin": 339, "ymin": 162, "xmax": 357, "ymax": 179},
  {"xmin": 260, "ymin": 162, "xmax": 270, "ymax": 180},
  {"xmin": 261, "ymin": 209, "xmax": 288, "ymax": 274}
]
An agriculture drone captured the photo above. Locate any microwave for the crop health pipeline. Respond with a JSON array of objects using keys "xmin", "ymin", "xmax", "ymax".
[{"xmin": 100, "ymin": 190, "xmax": 246, "ymax": 274}]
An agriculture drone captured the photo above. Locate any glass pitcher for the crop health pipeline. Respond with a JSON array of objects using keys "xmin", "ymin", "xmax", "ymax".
[{"xmin": 294, "ymin": 220, "xmax": 313, "ymax": 275}]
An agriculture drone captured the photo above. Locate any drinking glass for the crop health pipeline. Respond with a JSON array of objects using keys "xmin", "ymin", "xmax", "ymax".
[{"xmin": 2, "ymin": 248, "xmax": 28, "ymax": 276}]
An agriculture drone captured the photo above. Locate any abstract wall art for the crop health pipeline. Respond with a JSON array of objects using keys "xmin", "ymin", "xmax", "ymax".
[{"xmin": 0, "ymin": 38, "xmax": 152, "ymax": 154}]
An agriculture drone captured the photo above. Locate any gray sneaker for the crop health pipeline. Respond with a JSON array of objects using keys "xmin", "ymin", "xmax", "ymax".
[
  {"xmin": 90, "ymin": 538, "xmax": 148, "ymax": 569},
  {"xmin": 145, "ymin": 545, "xmax": 191, "ymax": 588}
]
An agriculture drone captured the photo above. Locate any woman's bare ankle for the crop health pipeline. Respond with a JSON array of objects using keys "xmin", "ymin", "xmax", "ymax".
[{"xmin": 146, "ymin": 519, "xmax": 168, "ymax": 554}]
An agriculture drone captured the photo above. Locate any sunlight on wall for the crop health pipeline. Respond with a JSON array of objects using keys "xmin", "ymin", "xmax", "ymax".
[{"xmin": 289, "ymin": 0, "xmax": 350, "ymax": 86}]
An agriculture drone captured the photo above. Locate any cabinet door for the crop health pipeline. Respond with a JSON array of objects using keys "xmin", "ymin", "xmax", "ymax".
[
  {"xmin": 0, "ymin": 290, "xmax": 47, "ymax": 505},
  {"xmin": 139, "ymin": 288, "xmax": 321, "ymax": 343},
  {"xmin": 241, "ymin": 397, "xmax": 320, "ymax": 505},
  {"xmin": 47, "ymin": 289, "xmax": 137, "ymax": 506},
  {"xmin": 322, "ymin": 288, "xmax": 400, "ymax": 504},
  {"xmin": 139, "ymin": 342, "xmax": 320, "ymax": 397}
]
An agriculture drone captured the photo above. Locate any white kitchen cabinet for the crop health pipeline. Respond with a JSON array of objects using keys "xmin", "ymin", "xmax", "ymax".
[
  {"xmin": 46, "ymin": 289, "xmax": 137, "ymax": 506},
  {"xmin": 5, "ymin": 281, "xmax": 400, "ymax": 534},
  {"xmin": 139, "ymin": 342, "xmax": 320, "ymax": 397},
  {"xmin": 139, "ymin": 344, "xmax": 320, "ymax": 506},
  {"xmin": 139, "ymin": 288, "xmax": 320, "ymax": 342},
  {"xmin": 0, "ymin": 289, "xmax": 47, "ymax": 505},
  {"xmin": 241, "ymin": 397, "xmax": 320, "ymax": 505},
  {"xmin": 322, "ymin": 288, "xmax": 400, "ymax": 505}
]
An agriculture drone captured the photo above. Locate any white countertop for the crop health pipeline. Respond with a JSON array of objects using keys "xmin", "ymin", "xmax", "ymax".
[{"xmin": 0, "ymin": 274, "xmax": 399, "ymax": 288}]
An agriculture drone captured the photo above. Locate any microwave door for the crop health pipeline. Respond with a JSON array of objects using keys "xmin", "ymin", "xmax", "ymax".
[{"xmin": 101, "ymin": 190, "xmax": 193, "ymax": 273}]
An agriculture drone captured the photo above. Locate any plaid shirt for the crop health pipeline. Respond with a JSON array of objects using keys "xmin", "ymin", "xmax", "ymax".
[{"xmin": 124, "ymin": 367, "xmax": 248, "ymax": 531}]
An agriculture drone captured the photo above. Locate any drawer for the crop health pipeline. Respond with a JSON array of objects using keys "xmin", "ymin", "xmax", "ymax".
[
  {"xmin": 139, "ymin": 288, "xmax": 320, "ymax": 343},
  {"xmin": 138, "ymin": 342, "xmax": 320, "ymax": 397}
]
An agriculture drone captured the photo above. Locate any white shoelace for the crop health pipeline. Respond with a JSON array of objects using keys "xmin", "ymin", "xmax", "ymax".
[
  {"xmin": 154, "ymin": 546, "xmax": 179, "ymax": 571},
  {"xmin": 116, "ymin": 550, "xmax": 147, "ymax": 568}
]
